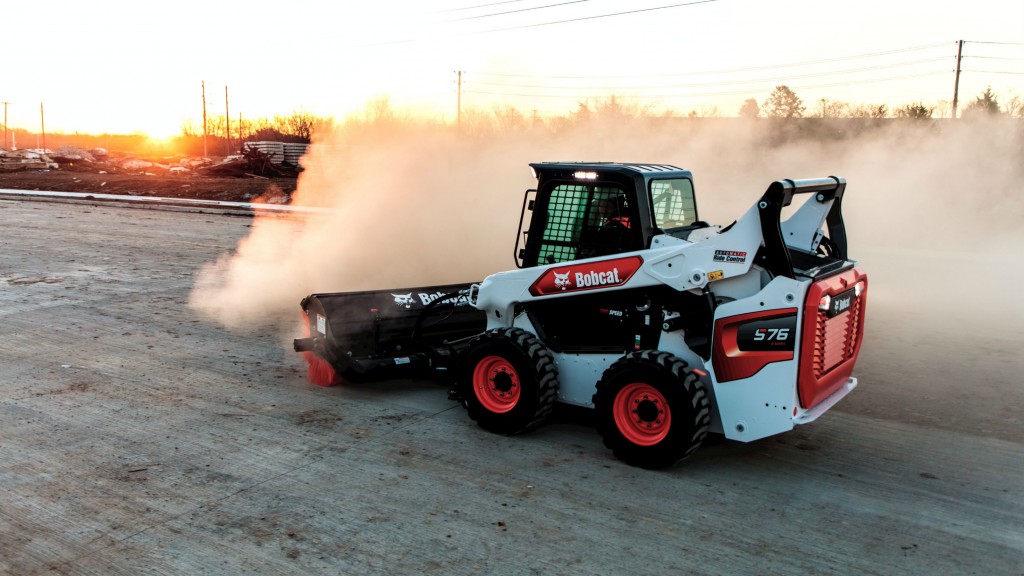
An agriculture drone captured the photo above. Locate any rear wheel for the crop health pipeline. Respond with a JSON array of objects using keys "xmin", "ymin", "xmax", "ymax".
[
  {"xmin": 594, "ymin": 350, "xmax": 710, "ymax": 469},
  {"xmin": 458, "ymin": 328, "xmax": 559, "ymax": 435}
]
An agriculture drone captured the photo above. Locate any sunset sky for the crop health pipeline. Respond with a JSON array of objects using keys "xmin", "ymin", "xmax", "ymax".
[{"xmin": 2, "ymin": 0, "xmax": 1022, "ymax": 138}]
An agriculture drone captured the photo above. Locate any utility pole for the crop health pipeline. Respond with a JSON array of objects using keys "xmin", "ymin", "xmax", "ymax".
[
  {"xmin": 2, "ymin": 101, "xmax": 10, "ymax": 150},
  {"xmin": 225, "ymin": 85, "xmax": 231, "ymax": 155},
  {"xmin": 202, "ymin": 81, "xmax": 208, "ymax": 157},
  {"xmin": 40, "ymin": 102, "xmax": 45, "ymax": 152},
  {"xmin": 456, "ymin": 70, "xmax": 463, "ymax": 131},
  {"xmin": 952, "ymin": 40, "xmax": 964, "ymax": 119}
]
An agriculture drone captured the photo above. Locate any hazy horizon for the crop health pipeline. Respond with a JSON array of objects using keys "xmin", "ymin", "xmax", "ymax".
[{"xmin": 2, "ymin": 1, "xmax": 1020, "ymax": 137}]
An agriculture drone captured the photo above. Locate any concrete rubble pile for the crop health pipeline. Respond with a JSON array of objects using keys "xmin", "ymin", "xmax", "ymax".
[
  {"xmin": 0, "ymin": 141, "xmax": 308, "ymax": 177},
  {"xmin": 0, "ymin": 149, "xmax": 60, "ymax": 171}
]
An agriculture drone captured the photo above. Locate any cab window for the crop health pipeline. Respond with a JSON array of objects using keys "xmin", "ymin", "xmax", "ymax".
[
  {"xmin": 535, "ymin": 182, "xmax": 637, "ymax": 264},
  {"xmin": 650, "ymin": 178, "xmax": 696, "ymax": 230}
]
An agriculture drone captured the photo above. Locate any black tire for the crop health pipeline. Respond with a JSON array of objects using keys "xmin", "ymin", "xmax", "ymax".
[
  {"xmin": 457, "ymin": 327, "xmax": 559, "ymax": 435},
  {"xmin": 593, "ymin": 350, "xmax": 710, "ymax": 469}
]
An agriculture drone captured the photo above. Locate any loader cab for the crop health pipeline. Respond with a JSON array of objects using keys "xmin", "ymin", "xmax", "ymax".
[{"xmin": 517, "ymin": 162, "xmax": 698, "ymax": 268}]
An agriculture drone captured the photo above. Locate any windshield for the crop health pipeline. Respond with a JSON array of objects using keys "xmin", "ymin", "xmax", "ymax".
[{"xmin": 650, "ymin": 178, "xmax": 697, "ymax": 229}]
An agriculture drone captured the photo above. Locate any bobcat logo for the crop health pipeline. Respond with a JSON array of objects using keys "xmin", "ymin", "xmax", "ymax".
[
  {"xmin": 392, "ymin": 293, "xmax": 415, "ymax": 308},
  {"xmin": 553, "ymin": 271, "xmax": 572, "ymax": 290}
]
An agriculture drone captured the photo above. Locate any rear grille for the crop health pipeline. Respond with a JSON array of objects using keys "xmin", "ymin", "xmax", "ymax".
[
  {"xmin": 812, "ymin": 296, "xmax": 862, "ymax": 378},
  {"xmin": 798, "ymin": 267, "xmax": 867, "ymax": 409}
]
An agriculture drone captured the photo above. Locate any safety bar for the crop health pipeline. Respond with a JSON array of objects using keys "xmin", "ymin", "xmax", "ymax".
[{"xmin": 757, "ymin": 177, "xmax": 848, "ymax": 279}]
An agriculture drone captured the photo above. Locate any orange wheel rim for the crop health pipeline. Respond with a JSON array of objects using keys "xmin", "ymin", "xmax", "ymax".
[
  {"xmin": 472, "ymin": 355, "xmax": 520, "ymax": 414},
  {"xmin": 613, "ymin": 382, "xmax": 672, "ymax": 446}
]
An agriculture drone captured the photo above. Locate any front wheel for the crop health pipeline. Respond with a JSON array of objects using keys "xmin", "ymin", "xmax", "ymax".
[
  {"xmin": 594, "ymin": 350, "xmax": 710, "ymax": 469},
  {"xmin": 457, "ymin": 328, "xmax": 559, "ymax": 435}
]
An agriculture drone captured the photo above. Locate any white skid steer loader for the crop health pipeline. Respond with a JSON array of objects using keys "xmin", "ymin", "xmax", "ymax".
[{"xmin": 295, "ymin": 162, "xmax": 867, "ymax": 468}]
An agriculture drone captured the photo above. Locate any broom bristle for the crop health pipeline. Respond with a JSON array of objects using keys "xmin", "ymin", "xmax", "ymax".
[{"xmin": 302, "ymin": 351, "xmax": 338, "ymax": 387}]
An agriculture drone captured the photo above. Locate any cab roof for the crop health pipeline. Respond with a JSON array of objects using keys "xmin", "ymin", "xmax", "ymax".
[{"xmin": 529, "ymin": 162, "xmax": 692, "ymax": 180}]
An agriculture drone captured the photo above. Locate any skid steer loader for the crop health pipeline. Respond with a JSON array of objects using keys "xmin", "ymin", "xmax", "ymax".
[{"xmin": 293, "ymin": 162, "xmax": 867, "ymax": 468}]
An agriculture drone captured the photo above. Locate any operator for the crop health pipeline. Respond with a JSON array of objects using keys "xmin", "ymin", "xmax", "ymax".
[
  {"xmin": 579, "ymin": 194, "xmax": 634, "ymax": 260},
  {"xmin": 593, "ymin": 194, "xmax": 631, "ymax": 229}
]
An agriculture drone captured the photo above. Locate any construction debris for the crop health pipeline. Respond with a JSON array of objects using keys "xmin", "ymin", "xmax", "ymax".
[
  {"xmin": 0, "ymin": 142, "xmax": 306, "ymax": 178},
  {"xmin": 0, "ymin": 149, "xmax": 59, "ymax": 171}
]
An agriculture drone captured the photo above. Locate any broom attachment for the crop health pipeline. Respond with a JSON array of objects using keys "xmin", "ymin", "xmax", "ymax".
[{"xmin": 298, "ymin": 312, "xmax": 338, "ymax": 387}]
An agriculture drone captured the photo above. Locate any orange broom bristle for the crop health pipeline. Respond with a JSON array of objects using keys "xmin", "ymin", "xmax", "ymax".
[
  {"xmin": 300, "ymin": 311, "xmax": 338, "ymax": 387},
  {"xmin": 302, "ymin": 351, "xmax": 338, "ymax": 387}
]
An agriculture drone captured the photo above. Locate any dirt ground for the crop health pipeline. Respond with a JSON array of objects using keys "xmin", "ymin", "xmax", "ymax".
[
  {"xmin": 0, "ymin": 169, "xmax": 297, "ymax": 203},
  {"xmin": 0, "ymin": 199, "xmax": 1021, "ymax": 575}
]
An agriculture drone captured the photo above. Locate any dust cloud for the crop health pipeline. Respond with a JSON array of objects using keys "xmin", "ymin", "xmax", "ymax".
[{"xmin": 188, "ymin": 111, "xmax": 1024, "ymax": 336}]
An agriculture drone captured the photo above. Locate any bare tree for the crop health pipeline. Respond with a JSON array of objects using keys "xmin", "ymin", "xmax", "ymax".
[
  {"xmin": 848, "ymin": 104, "xmax": 888, "ymax": 119},
  {"xmin": 493, "ymin": 105, "xmax": 527, "ymax": 132},
  {"xmin": 179, "ymin": 119, "xmax": 199, "ymax": 137},
  {"xmin": 363, "ymin": 97, "xmax": 395, "ymax": 124},
  {"xmin": 280, "ymin": 108, "xmax": 320, "ymax": 141},
  {"xmin": 1005, "ymin": 96, "xmax": 1024, "ymax": 119},
  {"xmin": 894, "ymin": 102, "xmax": 935, "ymax": 119},
  {"xmin": 593, "ymin": 94, "xmax": 653, "ymax": 120},
  {"xmin": 687, "ymin": 104, "xmax": 720, "ymax": 118},
  {"xmin": 815, "ymin": 98, "xmax": 849, "ymax": 118}
]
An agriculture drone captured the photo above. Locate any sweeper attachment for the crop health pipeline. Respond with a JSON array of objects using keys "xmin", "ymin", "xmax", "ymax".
[{"xmin": 295, "ymin": 162, "xmax": 868, "ymax": 468}]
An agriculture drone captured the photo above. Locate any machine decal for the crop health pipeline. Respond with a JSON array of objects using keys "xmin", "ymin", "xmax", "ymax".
[
  {"xmin": 554, "ymin": 271, "xmax": 571, "ymax": 289},
  {"xmin": 737, "ymin": 315, "xmax": 797, "ymax": 351},
  {"xmin": 392, "ymin": 293, "xmax": 415, "ymax": 308},
  {"xmin": 826, "ymin": 287, "xmax": 856, "ymax": 318},
  {"xmin": 712, "ymin": 308, "xmax": 798, "ymax": 382},
  {"xmin": 392, "ymin": 290, "xmax": 471, "ymax": 309},
  {"xmin": 708, "ymin": 270, "xmax": 725, "ymax": 281},
  {"xmin": 529, "ymin": 256, "xmax": 644, "ymax": 296},
  {"xmin": 713, "ymin": 250, "xmax": 747, "ymax": 264},
  {"xmin": 419, "ymin": 290, "xmax": 471, "ymax": 307}
]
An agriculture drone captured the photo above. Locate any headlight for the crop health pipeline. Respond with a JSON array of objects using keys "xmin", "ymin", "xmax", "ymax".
[{"xmin": 818, "ymin": 294, "xmax": 831, "ymax": 312}]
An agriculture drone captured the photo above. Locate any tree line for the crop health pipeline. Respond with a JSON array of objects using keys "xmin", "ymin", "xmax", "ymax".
[{"xmin": 741, "ymin": 85, "xmax": 1020, "ymax": 120}]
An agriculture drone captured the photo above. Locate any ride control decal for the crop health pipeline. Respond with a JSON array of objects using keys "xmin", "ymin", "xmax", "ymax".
[
  {"xmin": 529, "ymin": 255, "xmax": 643, "ymax": 296},
  {"xmin": 713, "ymin": 250, "xmax": 747, "ymax": 264}
]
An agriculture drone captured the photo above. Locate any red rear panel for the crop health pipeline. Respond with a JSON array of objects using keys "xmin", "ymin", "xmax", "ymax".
[
  {"xmin": 798, "ymin": 267, "xmax": 868, "ymax": 409},
  {"xmin": 712, "ymin": 308, "xmax": 798, "ymax": 383}
]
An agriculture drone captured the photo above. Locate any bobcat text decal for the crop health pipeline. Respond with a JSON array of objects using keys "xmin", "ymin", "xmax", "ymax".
[
  {"xmin": 528, "ymin": 256, "xmax": 644, "ymax": 296},
  {"xmin": 393, "ymin": 290, "xmax": 471, "ymax": 309}
]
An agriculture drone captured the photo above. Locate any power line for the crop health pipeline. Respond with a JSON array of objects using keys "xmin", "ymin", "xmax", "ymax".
[
  {"xmin": 464, "ymin": 70, "xmax": 950, "ymax": 100},
  {"xmin": 470, "ymin": 0, "xmax": 717, "ymax": 33},
  {"xmin": 471, "ymin": 42, "xmax": 953, "ymax": 80},
  {"xmin": 442, "ymin": 0, "xmax": 594, "ymax": 22},
  {"xmin": 963, "ymin": 70, "xmax": 1024, "ymax": 75},
  {"xmin": 470, "ymin": 57, "xmax": 951, "ymax": 91},
  {"xmin": 431, "ymin": 0, "xmax": 535, "ymax": 14},
  {"xmin": 967, "ymin": 55, "xmax": 1024, "ymax": 61},
  {"xmin": 374, "ymin": 0, "xmax": 718, "ymax": 43},
  {"xmin": 964, "ymin": 40, "xmax": 1024, "ymax": 46}
]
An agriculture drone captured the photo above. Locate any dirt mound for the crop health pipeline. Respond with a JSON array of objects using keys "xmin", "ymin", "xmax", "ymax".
[{"xmin": 0, "ymin": 168, "xmax": 296, "ymax": 202}]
